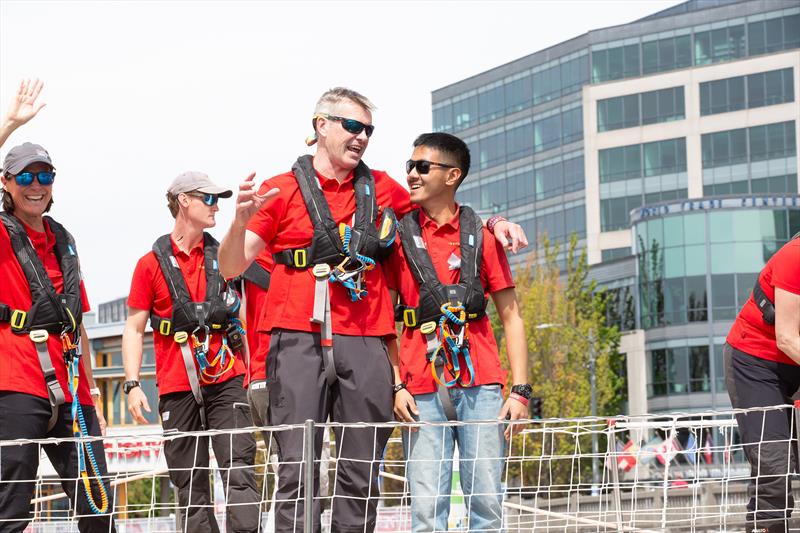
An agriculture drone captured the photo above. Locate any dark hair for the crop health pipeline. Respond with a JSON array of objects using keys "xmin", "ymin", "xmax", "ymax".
[
  {"xmin": 166, "ymin": 192, "xmax": 180, "ymax": 218},
  {"xmin": 412, "ymin": 133, "xmax": 471, "ymax": 188}
]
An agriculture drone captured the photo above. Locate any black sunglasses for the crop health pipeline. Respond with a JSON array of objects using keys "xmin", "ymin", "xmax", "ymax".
[
  {"xmin": 317, "ymin": 113, "xmax": 375, "ymax": 138},
  {"xmin": 406, "ymin": 159, "xmax": 457, "ymax": 175}
]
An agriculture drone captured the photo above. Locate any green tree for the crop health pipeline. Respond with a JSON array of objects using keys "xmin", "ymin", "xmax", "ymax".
[{"xmin": 492, "ymin": 234, "xmax": 625, "ymax": 493}]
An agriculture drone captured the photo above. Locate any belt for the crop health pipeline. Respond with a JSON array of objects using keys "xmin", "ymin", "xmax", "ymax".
[{"xmin": 311, "ymin": 264, "xmax": 337, "ymax": 387}]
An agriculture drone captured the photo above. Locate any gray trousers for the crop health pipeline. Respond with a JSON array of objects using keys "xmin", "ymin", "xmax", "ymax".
[
  {"xmin": 725, "ymin": 343, "xmax": 800, "ymax": 524},
  {"xmin": 265, "ymin": 329, "xmax": 394, "ymax": 533}
]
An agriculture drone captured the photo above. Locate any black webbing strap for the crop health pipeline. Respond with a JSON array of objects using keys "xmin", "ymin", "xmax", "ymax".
[
  {"xmin": 434, "ymin": 358, "xmax": 458, "ymax": 421},
  {"xmin": 752, "ymin": 278, "xmax": 776, "ymax": 325}
]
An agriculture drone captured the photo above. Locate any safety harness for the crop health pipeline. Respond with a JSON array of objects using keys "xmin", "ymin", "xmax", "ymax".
[
  {"xmin": 395, "ymin": 206, "xmax": 487, "ymax": 420},
  {"xmin": 150, "ymin": 233, "xmax": 244, "ymax": 429},
  {"xmin": 235, "ymin": 261, "xmax": 270, "ymax": 372},
  {"xmin": 0, "ymin": 211, "xmax": 109, "ymax": 514},
  {"xmin": 272, "ymin": 155, "xmax": 397, "ymax": 386},
  {"xmin": 752, "ymin": 231, "xmax": 800, "ymax": 326}
]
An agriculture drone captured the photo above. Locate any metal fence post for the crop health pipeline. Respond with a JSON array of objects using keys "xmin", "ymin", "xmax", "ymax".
[
  {"xmin": 304, "ymin": 419, "xmax": 315, "ymax": 533},
  {"xmin": 607, "ymin": 420, "xmax": 624, "ymax": 529}
]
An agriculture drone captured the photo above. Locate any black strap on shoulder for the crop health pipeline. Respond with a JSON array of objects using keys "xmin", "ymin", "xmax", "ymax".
[
  {"xmin": 292, "ymin": 155, "xmax": 344, "ymax": 262},
  {"xmin": 45, "ymin": 216, "xmax": 83, "ymax": 310},
  {"xmin": 277, "ymin": 155, "xmax": 379, "ymax": 269},
  {"xmin": 0, "ymin": 212, "xmax": 82, "ymax": 333},
  {"xmin": 750, "ymin": 232, "xmax": 800, "ymax": 326},
  {"xmin": 241, "ymin": 261, "xmax": 271, "ymax": 290},
  {"xmin": 397, "ymin": 206, "xmax": 486, "ymax": 327}
]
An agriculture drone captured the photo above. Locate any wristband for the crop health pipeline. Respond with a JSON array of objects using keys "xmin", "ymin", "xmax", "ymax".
[
  {"xmin": 486, "ymin": 215, "xmax": 506, "ymax": 233},
  {"xmin": 90, "ymin": 387, "xmax": 101, "ymax": 398},
  {"xmin": 509, "ymin": 392, "xmax": 529, "ymax": 406},
  {"xmin": 392, "ymin": 382, "xmax": 407, "ymax": 394}
]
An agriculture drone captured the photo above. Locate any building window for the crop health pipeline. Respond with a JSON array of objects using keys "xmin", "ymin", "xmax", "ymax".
[
  {"xmin": 478, "ymin": 85, "xmax": 505, "ymax": 125},
  {"xmin": 748, "ymin": 13, "xmax": 800, "ymax": 56},
  {"xmin": 597, "ymin": 87, "xmax": 685, "ymax": 132},
  {"xmin": 648, "ymin": 346, "xmax": 710, "ymax": 398},
  {"xmin": 702, "ymin": 121, "xmax": 797, "ymax": 195},
  {"xmin": 504, "ymin": 75, "xmax": 533, "ymax": 115},
  {"xmin": 700, "ymin": 68, "xmax": 793, "ymax": 116},
  {"xmin": 694, "ymin": 24, "xmax": 746, "ymax": 65},
  {"xmin": 592, "ymin": 43, "xmax": 640, "ymax": 83},
  {"xmin": 642, "ymin": 35, "xmax": 692, "ymax": 75}
]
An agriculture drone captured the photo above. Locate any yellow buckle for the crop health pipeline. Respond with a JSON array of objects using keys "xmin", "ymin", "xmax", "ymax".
[
  {"xmin": 159, "ymin": 319, "xmax": 172, "ymax": 336},
  {"xmin": 174, "ymin": 331, "xmax": 189, "ymax": 344},
  {"xmin": 211, "ymin": 323, "xmax": 223, "ymax": 330},
  {"xmin": 312, "ymin": 263, "xmax": 331, "ymax": 279},
  {"xmin": 293, "ymin": 249, "xmax": 308, "ymax": 268},
  {"xmin": 467, "ymin": 313, "xmax": 478, "ymax": 319},
  {"xmin": 420, "ymin": 321, "xmax": 437, "ymax": 335},
  {"xmin": 29, "ymin": 329, "xmax": 49, "ymax": 343},
  {"xmin": 403, "ymin": 309, "xmax": 417, "ymax": 328},
  {"xmin": 10, "ymin": 309, "xmax": 27, "ymax": 330}
]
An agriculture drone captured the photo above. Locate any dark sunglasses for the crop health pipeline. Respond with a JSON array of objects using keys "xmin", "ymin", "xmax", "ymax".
[
  {"xmin": 405, "ymin": 159, "xmax": 456, "ymax": 175},
  {"xmin": 12, "ymin": 171, "xmax": 56, "ymax": 186},
  {"xmin": 186, "ymin": 192, "xmax": 219, "ymax": 206},
  {"xmin": 318, "ymin": 113, "xmax": 375, "ymax": 138}
]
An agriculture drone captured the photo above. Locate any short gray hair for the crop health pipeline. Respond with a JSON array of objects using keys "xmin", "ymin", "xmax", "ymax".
[{"xmin": 314, "ymin": 87, "xmax": 375, "ymax": 115}]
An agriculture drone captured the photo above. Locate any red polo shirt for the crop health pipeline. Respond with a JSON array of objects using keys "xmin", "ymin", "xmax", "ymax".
[
  {"xmin": 128, "ymin": 236, "xmax": 246, "ymax": 396},
  {"xmin": 244, "ymin": 252, "xmax": 273, "ymax": 383},
  {"xmin": 727, "ymin": 238, "xmax": 800, "ymax": 365},
  {"xmin": 385, "ymin": 207, "xmax": 515, "ymax": 395},
  {"xmin": 246, "ymin": 163, "xmax": 412, "ymax": 338},
  {"xmin": 0, "ymin": 218, "xmax": 93, "ymax": 405}
]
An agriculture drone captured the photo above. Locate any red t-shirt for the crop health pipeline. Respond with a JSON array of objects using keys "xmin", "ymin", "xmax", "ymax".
[
  {"xmin": 128, "ymin": 236, "xmax": 246, "ymax": 396},
  {"xmin": 243, "ymin": 252, "xmax": 273, "ymax": 383},
  {"xmin": 727, "ymin": 238, "xmax": 800, "ymax": 365},
  {"xmin": 246, "ymin": 163, "xmax": 412, "ymax": 338},
  {"xmin": 0, "ymin": 218, "xmax": 93, "ymax": 405},
  {"xmin": 385, "ymin": 207, "xmax": 515, "ymax": 395}
]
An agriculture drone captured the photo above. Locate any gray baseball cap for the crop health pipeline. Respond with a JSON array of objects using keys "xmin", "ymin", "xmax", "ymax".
[
  {"xmin": 167, "ymin": 171, "xmax": 232, "ymax": 198},
  {"xmin": 1, "ymin": 142, "xmax": 54, "ymax": 176}
]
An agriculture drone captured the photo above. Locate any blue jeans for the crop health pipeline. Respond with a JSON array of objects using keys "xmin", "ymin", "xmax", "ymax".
[{"xmin": 404, "ymin": 385, "xmax": 505, "ymax": 532}]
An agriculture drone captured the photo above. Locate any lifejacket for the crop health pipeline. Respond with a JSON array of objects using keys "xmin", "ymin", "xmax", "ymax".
[
  {"xmin": 272, "ymin": 154, "xmax": 396, "ymax": 270},
  {"xmin": 148, "ymin": 233, "xmax": 240, "ymax": 337},
  {"xmin": 394, "ymin": 205, "xmax": 488, "ymax": 330},
  {"xmin": 0, "ymin": 211, "xmax": 83, "ymax": 335},
  {"xmin": 0, "ymin": 213, "xmax": 110, "ymax": 514},
  {"xmin": 752, "ymin": 231, "xmax": 800, "ymax": 325}
]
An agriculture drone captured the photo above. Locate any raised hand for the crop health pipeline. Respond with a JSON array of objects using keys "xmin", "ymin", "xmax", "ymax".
[
  {"xmin": 234, "ymin": 172, "xmax": 279, "ymax": 226},
  {"xmin": 4, "ymin": 79, "xmax": 46, "ymax": 127}
]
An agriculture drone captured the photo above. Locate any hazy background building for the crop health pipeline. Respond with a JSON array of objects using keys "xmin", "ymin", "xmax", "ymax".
[{"xmin": 431, "ymin": 0, "xmax": 800, "ymax": 414}]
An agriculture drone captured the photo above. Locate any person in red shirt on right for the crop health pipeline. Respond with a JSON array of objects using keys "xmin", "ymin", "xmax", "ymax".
[
  {"xmin": 725, "ymin": 234, "xmax": 800, "ymax": 533},
  {"xmin": 387, "ymin": 132, "xmax": 529, "ymax": 532}
]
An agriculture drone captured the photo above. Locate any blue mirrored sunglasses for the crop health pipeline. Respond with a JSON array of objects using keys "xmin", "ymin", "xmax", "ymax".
[
  {"xmin": 14, "ymin": 171, "xmax": 56, "ymax": 186},
  {"xmin": 186, "ymin": 192, "xmax": 219, "ymax": 206}
]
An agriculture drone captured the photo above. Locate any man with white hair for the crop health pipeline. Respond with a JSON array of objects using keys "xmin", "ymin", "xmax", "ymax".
[{"xmin": 218, "ymin": 87, "xmax": 527, "ymax": 532}]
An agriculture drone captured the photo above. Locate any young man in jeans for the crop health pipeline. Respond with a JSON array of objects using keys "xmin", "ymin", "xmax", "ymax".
[{"xmin": 388, "ymin": 132, "xmax": 530, "ymax": 532}]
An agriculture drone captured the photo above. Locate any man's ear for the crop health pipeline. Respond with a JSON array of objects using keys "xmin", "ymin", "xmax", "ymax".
[{"xmin": 445, "ymin": 168, "xmax": 462, "ymax": 187}]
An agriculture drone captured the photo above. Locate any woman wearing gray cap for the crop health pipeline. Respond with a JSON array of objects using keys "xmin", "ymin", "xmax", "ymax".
[{"xmin": 0, "ymin": 142, "xmax": 115, "ymax": 531}]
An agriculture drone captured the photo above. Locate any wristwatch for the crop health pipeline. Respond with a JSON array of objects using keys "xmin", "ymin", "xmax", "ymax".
[
  {"xmin": 510, "ymin": 384, "xmax": 532, "ymax": 400},
  {"xmin": 123, "ymin": 380, "xmax": 141, "ymax": 395}
]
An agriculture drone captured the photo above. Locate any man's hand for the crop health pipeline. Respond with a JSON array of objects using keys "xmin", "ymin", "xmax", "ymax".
[
  {"xmin": 127, "ymin": 386, "xmax": 151, "ymax": 425},
  {"xmin": 393, "ymin": 388, "xmax": 419, "ymax": 431},
  {"xmin": 498, "ymin": 397, "xmax": 528, "ymax": 441},
  {"xmin": 4, "ymin": 79, "xmax": 46, "ymax": 127},
  {"xmin": 493, "ymin": 219, "xmax": 529, "ymax": 254},
  {"xmin": 94, "ymin": 399, "xmax": 108, "ymax": 436},
  {"xmin": 234, "ymin": 172, "xmax": 279, "ymax": 226}
]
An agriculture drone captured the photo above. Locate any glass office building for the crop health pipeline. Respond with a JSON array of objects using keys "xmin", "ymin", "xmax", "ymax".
[{"xmin": 431, "ymin": 0, "xmax": 800, "ymax": 414}]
